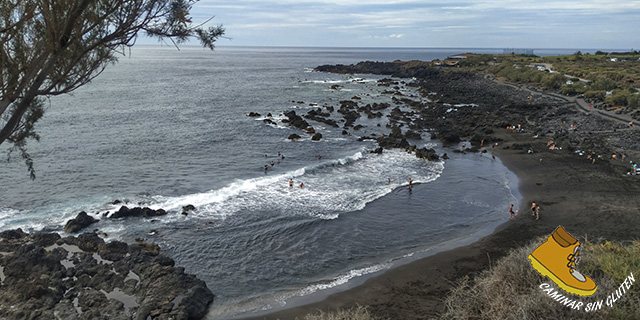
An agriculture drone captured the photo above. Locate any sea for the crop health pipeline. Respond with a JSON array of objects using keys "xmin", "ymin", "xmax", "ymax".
[{"xmin": 0, "ymin": 46, "xmax": 595, "ymax": 318}]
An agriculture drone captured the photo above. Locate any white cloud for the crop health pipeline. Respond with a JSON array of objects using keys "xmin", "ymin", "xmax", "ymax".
[{"xmin": 191, "ymin": 0, "xmax": 640, "ymax": 48}]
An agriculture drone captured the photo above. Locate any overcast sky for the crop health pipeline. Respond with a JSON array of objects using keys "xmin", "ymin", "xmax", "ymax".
[{"xmin": 185, "ymin": 0, "xmax": 640, "ymax": 49}]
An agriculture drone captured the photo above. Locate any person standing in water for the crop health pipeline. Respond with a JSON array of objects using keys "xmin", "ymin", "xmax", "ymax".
[
  {"xmin": 408, "ymin": 178, "xmax": 413, "ymax": 187},
  {"xmin": 509, "ymin": 204, "xmax": 515, "ymax": 220},
  {"xmin": 289, "ymin": 179, "xmax": 293, "ymax": 187}
]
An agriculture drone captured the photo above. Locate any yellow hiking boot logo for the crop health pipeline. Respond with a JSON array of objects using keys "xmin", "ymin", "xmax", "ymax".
[{"xmin": 528, "ymin": 226, "xmax": 597, "ymax": 296}]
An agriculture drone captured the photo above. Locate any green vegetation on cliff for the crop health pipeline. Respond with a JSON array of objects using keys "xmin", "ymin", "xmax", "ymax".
[{"xmin": 454, "ymin": 52, "xmax": 640, "ymax": 109}]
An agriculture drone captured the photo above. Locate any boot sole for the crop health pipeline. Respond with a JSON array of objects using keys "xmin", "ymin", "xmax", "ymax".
[{"xmin": 528, "ymin": 254, "xmax": 597, "ymax": 296}]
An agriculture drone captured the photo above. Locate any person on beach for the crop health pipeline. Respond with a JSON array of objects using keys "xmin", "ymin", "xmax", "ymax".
[
  {"xmin": 535, "ymin": 205, "xmax": 541, "ymax": 221},
  {"xmin": 531, "ymin": 201, "xmax": 537, "ymax": 217},
  {"xmin": 289, "ymin": 179, "xmax": 293, "ymax": 187},
  {"xmin": 509, "ymin": 204, "xmax": 515, "ymax": 220}
]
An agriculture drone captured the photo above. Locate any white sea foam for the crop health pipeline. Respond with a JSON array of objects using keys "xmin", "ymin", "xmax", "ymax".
[
  {"xmin": 302, "ymin": 79, "xmax": 346, "ymax": 84},
  {"xmin": 141, "ymin": 149, "xmax": 443, "ymax": 222},
  {"xmin": 297, "ymin": 263, "xmax": 391, "ymax": 296}
]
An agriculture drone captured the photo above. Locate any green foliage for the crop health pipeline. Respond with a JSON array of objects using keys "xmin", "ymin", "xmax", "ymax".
[
  {"xmin": 584, "ymin": 90, "xmax": 607, "ymax": 101},
  {"xmin": 580, "ymin": 241, "xmax": 640, "ymax": 318},
  {"xmin": 561, "ymin": 82, "xmax": 588, "ymax": 95},
  {"xmin": 628, "ymin": 94, "xmax": 640, "ymax": 109},
  {"xmin": 541, "ymin": 74, "xmax": 566, "ymax": 90},
  {"xmin": 606, "ymin": 90, "xmax": 631, "ymax": 107},
  {"xmin": 591, "ymin": 78, "xmax": 619, "ymax": 91},
  {"xmin": 1, "ymin": 0, "xmax": 225, "ymax": 179}
]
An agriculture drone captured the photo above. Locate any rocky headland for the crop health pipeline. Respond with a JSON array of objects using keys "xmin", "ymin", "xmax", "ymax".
[
  {"xmin": 315, "ymin": 61, "xmax": 640, "ymax": 162},
  {"xmin": 0, "ymin": 225, "xmax": 213, "ymax": 320}
]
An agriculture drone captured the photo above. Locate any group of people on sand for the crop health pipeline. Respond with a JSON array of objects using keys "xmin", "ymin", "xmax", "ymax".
[{"xmin": 509, "ymin": 201, "xmax": 541, "ymax": 221}]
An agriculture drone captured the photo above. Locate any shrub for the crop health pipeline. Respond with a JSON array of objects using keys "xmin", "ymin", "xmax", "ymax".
[
  {"xmin": 591, "ymin": 78, "xmax": 619, "ymax": 91},
  {"xmin": 440, "ymin": 238, "xmax": 640, "ymax": 320},
  {"xmin": 628, "ymin": 94, "xmax": 640, "ymax": 109},
  {"xmin": 561, "ymin": 82, "xmax": 588, "ymax": 95},
  {"xmin": 300, "ymin": 305, "xmax": 383, "ymax": 320},
  {"xmin": 541, "ymin": 74, "xmax": 566, "ymax": 89},
  {"xmin": 585, "ymin": 90, "xmax": 607, "ymax": 101},
  {"xmin": 605, "ymin": 90, "xmax": 631, "ymax": 107}
]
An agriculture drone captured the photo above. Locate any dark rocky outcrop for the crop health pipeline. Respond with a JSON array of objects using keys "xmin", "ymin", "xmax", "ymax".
[
  {"xmin": 283, "ymin": 111, "xmax": 310, "ymax": 130},
  {"xmin": 0, "ymin": 229, "xmax": 214, "ymax": 320},
  {"xmin": 109, "ymin": 206, "xmax": 167, "ymax": 219},
  {"xmin": 263, "ymin": 118, "xmax": 277, "ymax": 126},
  {"xmin": 304, "ymin": 109, "xmax": 339, "ymax": 128},
  {"xmin": 341, "ymin": 111, "xmax": 361, "ymax": 128},
  {"xmin": 64, "ymin": 211, "xmax": 99, "ymax": 233},
  {"xmin": 311, "ymin": 133, "xmax": 323, "ymax": 141},
  {"xmin": 247, "ymin": 112, "xmax": 261, "ymax": 117},
  {"xmin": 181, "ymin": 205, "xmax": 196, "ymax": 216},
  {"xmin": 288, "ymin": 134, "xmax": 302, "ymax": 140}
]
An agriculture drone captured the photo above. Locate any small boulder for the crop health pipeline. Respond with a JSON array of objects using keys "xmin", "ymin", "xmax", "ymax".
[
  {"xmin": 311, "ymin": 133, "xmax": 323, "ymax": 141},
  {"xmin": 109, "ymin": 206, "xmax": 167, "ymax": 219},
  {"xmin": 64, "ymin": 211, "xmax": 99, "ymax": 234},
  {"xmin": 288, "ymin": 134, "xmax": 302, "ymax": 140},
  {"xmin": 181, "ymin": 205, "xmax": 196, "ymax": 216},
  {"xmin": 247, "ymin": 112, "xmax": 261, "ymax": 117}
]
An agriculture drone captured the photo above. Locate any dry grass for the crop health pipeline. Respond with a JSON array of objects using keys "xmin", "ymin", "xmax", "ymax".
[
  {"xmin": 298, "ymin": 305, "xmax": 383, "ymax": 320},
  {"xmin": 440, "ymin": 237, "xmax": 640, "ymax": 320}
]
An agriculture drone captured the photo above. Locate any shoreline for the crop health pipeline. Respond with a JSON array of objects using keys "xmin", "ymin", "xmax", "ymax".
[
  {"xmin": 240, "ymin": 133, "xmax": 538, "ymax": 320},
  {"xmin": 243, "ymin": 64, "xmax": 640, "ymax": 319},
  {"xmin": 231, "ymin": 151, "xmax": 520, "ymax": 320},
  {"xmin": 245, "ymin": 127, "xmax": 640, "ymax": 320}
]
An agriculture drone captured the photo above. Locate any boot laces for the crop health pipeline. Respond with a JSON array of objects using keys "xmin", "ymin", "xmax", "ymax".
[{"xmin": 567, "ymin": 245, "xmax": 581, "ymax": 270}]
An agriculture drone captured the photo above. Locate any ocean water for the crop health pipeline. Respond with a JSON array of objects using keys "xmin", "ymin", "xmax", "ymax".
[{"xmin": 0, "ymin": 45, "xmax": 584, "ymax": 318}]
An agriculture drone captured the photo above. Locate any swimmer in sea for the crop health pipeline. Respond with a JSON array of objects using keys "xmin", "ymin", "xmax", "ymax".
[
  {"xmin": 271, "ymin": 161, "xmax": 275, "ymax": 166},
  {"xmin": 299, "ymin": 182, "xmax": 304, "ymax": 188}
]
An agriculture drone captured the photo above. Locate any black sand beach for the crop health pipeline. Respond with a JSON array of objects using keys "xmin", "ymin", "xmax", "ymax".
[{"xmin": 247, "ymin": 63, "xmax": 640, "ymax": 320}]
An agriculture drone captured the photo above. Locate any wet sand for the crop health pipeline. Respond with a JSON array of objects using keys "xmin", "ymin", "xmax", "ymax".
[{"xmin": 246, "ymin": 126, "xmax": 640, "ymax": 320}]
